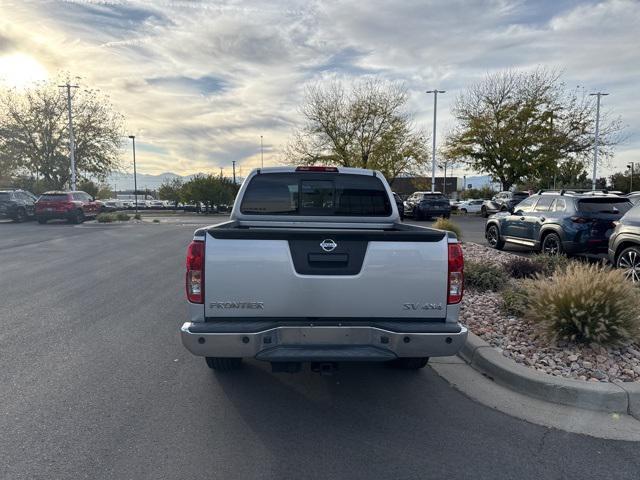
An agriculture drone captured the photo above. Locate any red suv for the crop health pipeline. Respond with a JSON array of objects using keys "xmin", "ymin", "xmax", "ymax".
[{"xmin": 35, "ymin": 191, "xmax": 101, "ymax": 224}]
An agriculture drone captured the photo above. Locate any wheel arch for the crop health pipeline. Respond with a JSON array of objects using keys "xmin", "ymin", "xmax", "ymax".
[{"xmin": 614, "ymin": 239, "xmax": 640, "ymax": 264}]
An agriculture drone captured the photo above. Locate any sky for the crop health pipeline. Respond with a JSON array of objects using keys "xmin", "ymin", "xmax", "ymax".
[{"xmin": 0, "ymin": 0, "xmax": 639, "ymax": 179}]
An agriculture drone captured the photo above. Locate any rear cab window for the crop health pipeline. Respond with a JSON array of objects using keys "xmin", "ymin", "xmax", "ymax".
[
  {"xmin": 240, "ymin": 172, "xmax": 392, "ymax": 216},
  {"xmin": 0, "ymin": 192, "xmax": 13, "ymax": 200}
]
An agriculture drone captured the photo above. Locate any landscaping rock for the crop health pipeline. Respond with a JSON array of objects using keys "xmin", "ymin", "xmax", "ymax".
[{"xmin": 460, "ymin": 242, "xmax": 640, "ymax": 384}]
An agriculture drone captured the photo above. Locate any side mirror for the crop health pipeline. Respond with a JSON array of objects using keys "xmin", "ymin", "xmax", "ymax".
[{"xmin": 514, "ymin": 209, "xmax": 523, "ymax": 216}]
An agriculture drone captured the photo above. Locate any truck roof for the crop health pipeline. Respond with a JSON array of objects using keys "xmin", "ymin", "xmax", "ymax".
[{"xmin": 252, "ymin": 166, "xmax": 380, "ymax": 176}]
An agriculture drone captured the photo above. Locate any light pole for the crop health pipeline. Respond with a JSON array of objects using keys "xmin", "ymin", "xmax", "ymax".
[
  {"xmin": 59, "ymin": 83, "xmax": 79, "ymax": 190},
  {"xmin": 629, "ymin": 162, "xmax": 635, "ymax": 193},
  {"xmin": 426, "ymin": 90, "xmax": 445, "ymax": 192},
  {"xmin": 590, "ymin": 92, "xmax": 608, "ymax": 190},
  {"xmin": 232, "ymin": 161, "xmax": 236, "ymax": 184},
  {"xmin": 260, "ymin": 135, "xmax": 264, "ymax": 169},
  {"xmin": 128, "ymin": 135, "xmax": 138, "ymax": 214}
]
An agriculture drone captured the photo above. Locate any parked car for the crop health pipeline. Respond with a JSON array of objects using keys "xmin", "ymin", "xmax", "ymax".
[
  {"xmin": 180, "ymin": 166, "xmax": 467, "ymax": 372},
  {"xmin": 457, "ymin": 199, "xmax": 484, "ymax": 214},
  {"xmin": 626, "ymin": 192, "xmax": 640, "ymax": 205},
  {"xmin": 148, "ymin": 199, "xmax": 165, "ymax": 209},
  {"xmin": 0, "ymin": 188, "xmax": 38, "ymax": 222},
  {"xmin": 103, "ymin": 199, "xmax": 125, "ymax": 211},
  {"xmin": 609, "ymin": 203, "xmax": 640, "ymax": 282},
  {"xmin": 481, "ymin": 191, "xmax": 530, "ymax": 217},
  {"xmin": 485, "ymin": 191, "xmax": 633, "ymax": 255},
  {"xmin": 449, "ymin": 199, "xmax": 460, "ymax": 211},
  {"xmin": 392, "ymin": 192, "xmax": 404, "ymax": 220},
  {"xmin": 35, "ymin": 191, "xmax": 101, "ymax": 224},
  {"xmin": 404, "ymin": 191, "xmax": 451, "ymax": 220}
]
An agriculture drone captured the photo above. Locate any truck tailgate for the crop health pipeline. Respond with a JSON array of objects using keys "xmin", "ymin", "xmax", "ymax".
[{"xmin": 203, "ymin": 228, "xmax": 449, "ymax": 319}]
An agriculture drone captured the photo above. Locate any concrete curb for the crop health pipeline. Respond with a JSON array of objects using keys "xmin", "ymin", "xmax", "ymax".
[{"xmin": 460, "ymin": 332, "xmax": 637, "ymax": 416}]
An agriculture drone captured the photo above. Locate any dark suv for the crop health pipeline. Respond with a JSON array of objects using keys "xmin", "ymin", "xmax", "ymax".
[
  {"xmin": 0, "ymin": 189, "xmax": 38, "ymax": 222},
  {"xmin": 481, "ymin": 191, "xmax": 530, "ymax": 217},
  {"xmin": 35, "ymin": 191, "xmax": 101, "ymax": 224},
  {"xmin": 485, "ymin": 191, "xmax": 633, "ymax": 255},
  {"xmin": 404, "ymin": 191, "xmax": 451, "ymax": 220},
  {"xmin": 609, "ymin": 203, "xmax": 640, "ymax": 282}
]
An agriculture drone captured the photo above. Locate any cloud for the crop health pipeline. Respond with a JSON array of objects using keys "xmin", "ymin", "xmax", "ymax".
[{"xmin": 0, "ymin": 0, "xmax": 638, "ymax": 176}]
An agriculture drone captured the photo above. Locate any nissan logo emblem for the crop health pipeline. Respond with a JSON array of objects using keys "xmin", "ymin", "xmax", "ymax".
[{"xmin": 320, "ymin": 239, "xmax": 338, "ymax": 252}]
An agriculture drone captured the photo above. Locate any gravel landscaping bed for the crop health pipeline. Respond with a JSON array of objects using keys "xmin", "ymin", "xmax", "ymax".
[{"xmin": 460, "ymin": 242, "xmax": 640, "ymax": 383}]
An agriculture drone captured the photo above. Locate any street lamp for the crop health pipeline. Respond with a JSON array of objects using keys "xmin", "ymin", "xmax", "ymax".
[
  {"xmin": 128, "ymin": 135, "xmax": 138, "ymax": 214},
  {"xmin": 553, "ymin": 161, "xmax": 561, "ymax": 190},
  {"xmin": 628, "ymin": 162, "xmax": 635, "ymax": 193},
  {"xmin": 426, "ymin": 89, "xmax": 445, "ymax": 193},
  {"xmin": 589, "ymin": 92, "xmax": 609, "ymax": 190},
  {"xmin": 260, "ymin": 135, "xmax": 264, "ymax": 169}
]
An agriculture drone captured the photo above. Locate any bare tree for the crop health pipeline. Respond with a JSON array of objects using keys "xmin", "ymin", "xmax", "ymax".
[
  {"xmin": 445, "ymin": 68, "xmax": 624, "ymax": 190},
  {"xmin": 285, "ymin": 78, "xmax": 429, "ymax": 182},
  {"xmin": 0, "ymin": 78, "xmax": 124, "ymax": 190}
]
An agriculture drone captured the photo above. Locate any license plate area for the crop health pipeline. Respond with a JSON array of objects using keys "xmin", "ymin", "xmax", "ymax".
[{"xmin": 277, "ymin": 327, "xmax": 370, "ymax": 345}]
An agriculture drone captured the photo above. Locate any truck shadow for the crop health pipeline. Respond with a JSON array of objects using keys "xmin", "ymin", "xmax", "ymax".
[{"xmin": 209, "ymin": 360, "xmax": 521, "ymax": 479}]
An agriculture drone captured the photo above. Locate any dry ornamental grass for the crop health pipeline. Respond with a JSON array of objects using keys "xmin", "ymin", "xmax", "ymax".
[{"xmin": 523, "ymin": 263, "xmax": 640, "ymax": 346}]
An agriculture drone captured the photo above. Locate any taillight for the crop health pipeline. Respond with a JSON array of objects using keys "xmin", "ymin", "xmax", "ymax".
[
  {"xmin": 186, "ymin": 240, "xmax": 204, "ymax": 304},
  {"xmin": 447, "ymin": 243, "xmax": 464, "ymax": 304},
  {"xmin": 571, "ymin": 216, "xmax": 590, "ymax": 224}
]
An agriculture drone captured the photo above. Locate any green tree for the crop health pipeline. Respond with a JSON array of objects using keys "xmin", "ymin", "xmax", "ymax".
[
  {"xmin": 158, "ymin": 177, "xmax": 184, "ymax": 207},
  {"xmin": 77, "ymin": 179, "xmax": 99, "ymax": 197},
  {"xmin": 181, "ymin": 175, "xmax": 238, "ymax": 212},
  {"xmin": 0, "ymin": 77, "xmax": 124, "ymax": 189},
  {"xmin": 609, "ymin": 170, "xmax": 640, "ymax": 193},
  {"xmin": 445, "ymin": 68, "xmax": 623, "ymax": 190},
  {"xmin": 96, "ymin": 186, "xmax": 113, "ymax": 199},
  {"xmin": 285, "ymin": 78, "xmax": 429, "ymax": 182}
]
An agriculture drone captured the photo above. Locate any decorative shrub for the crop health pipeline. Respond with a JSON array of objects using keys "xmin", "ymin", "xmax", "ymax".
[
  {"xmin": 504, "ymin": 257, "xmax": 544, "ymax": 279},
  {"xmin": 115, "ymin": 212, "xmax": 130, "ymax": 221},
  {"xmin": 432, "ymin": 217, "xmax": 462, "ymax": 240},
  {"xmin": 523, "ymin": 263, "xmax": 640, "ymax": 345},
  {"xmin": 134, "ymin": 213, "xmax": 142, "ymax": 220},
  {"xmin": 96, "ymin": 213, "xmax": 115, "ymax": 223},
  {"xmin": 529, "ymin": 253, "xmax": 571, "ymax": 277},
  {"xmin": 465, "ymin": 260, "xmax": 508, "ymax": 292},
  {"xmin": 502, "ymin": 286, "xmax": 529, "ymax": 316},
  {"xmin": 153, "ymin": 218, "xmax": 160, "ymax": 223}
]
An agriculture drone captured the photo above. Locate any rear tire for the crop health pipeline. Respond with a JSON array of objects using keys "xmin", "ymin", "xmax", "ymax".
[
  {"xmin": 486, "ymin": 224, "xmax": 505, "ymax": 250},
  {"xmin": 541, "ymin": 232, "xmax": 563, "ymax": 255},
  {"xmin": 13, "ymin": 208, "xmax": 26, "ymax": 223},
  {"xmin": 617, "ymin": 246, "xmax": 640, "ymax": 283},
  {"xmin": 69, "ymin": 210, "xmax": 84, "ymax": 224},
  {"xmin": 390, "ymin": 357, "xmax": 429, "ymax": 370},
  {"xmin": 481, "ymin": 206, "xmax": 488, "ymax": 218},
  {"xmin": 37, "ymin": 217, "xmax": 47, "ymax": 224},
  {"xmin": 205, "ymin": 357, "xmax": 242, "ymax": 371},
  {"xmin": 460, "ymin": 208, "xmax": 467, "ymax": 215}
]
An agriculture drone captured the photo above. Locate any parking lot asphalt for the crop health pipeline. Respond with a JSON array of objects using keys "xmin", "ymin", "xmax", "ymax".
[{"xmin": 1, "ymin": 220, "xmax": 638, "ymax": 480}]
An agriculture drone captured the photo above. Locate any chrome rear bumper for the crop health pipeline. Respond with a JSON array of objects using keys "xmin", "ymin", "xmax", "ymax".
[{"xmin": 180, "ymin": 322, "xmax": 467, "ymax": 361}]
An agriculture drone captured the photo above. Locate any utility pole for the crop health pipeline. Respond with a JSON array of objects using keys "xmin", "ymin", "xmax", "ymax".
[
  {"xmin": 59, "ymin": 83, "xmax": 79, "ymax": 190},
  {"xmin": 426, "ymin": 90, "xmax": 445, "ymax": 192},
  {"xmin": 589, "ymin": 92, "xmax": 608, "ymax": 190},
  {"xmin": 260, "ymin": 135, "xmax": 264, "ymax": 169},
  {"xmin": 629, "ymin": 162, "xmax": 635, "ymax": 193},
  {"xmin": 220, "ymin": 167, "xmax": 223, "ymax": 178},
  {"xmin": 128, "ymin": 135, "xmax": 138, "ymax": 214},
  {"xmin": 232, "ymin": 161, "xmax": 236, "ymax": 184}
]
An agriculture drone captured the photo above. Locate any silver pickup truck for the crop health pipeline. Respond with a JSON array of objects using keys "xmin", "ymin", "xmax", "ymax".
[{"xmin": 180, "ymin": 166, "xmax": 467, "ymax": 373}]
